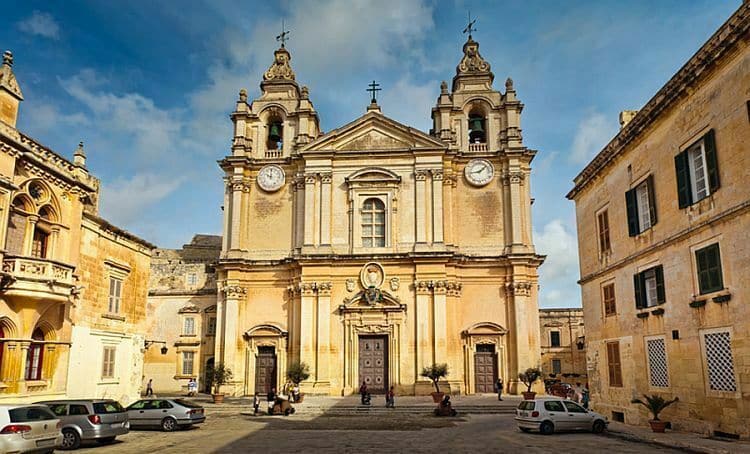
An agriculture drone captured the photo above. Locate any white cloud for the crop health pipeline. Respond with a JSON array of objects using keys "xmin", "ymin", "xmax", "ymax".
[
  {"xmin": 100, "ymin": 173, "xmax": 184, "ymax": 226},
  {"xmin": 534, "ymin": 219, "xmax": 581, "ymax": 308},
  {"xmin": 23, "ymin": 103, "xmax": 89, "ymax": 132},
  {"xmin": 570, "ymin": 112, "xmax": 615, "ymax": 164},
  {"xmin": 17, "ymin": 11, "xmax": 61, "ymax": 40},
  {"xmin": 379, "ymin": 76, "xmax": 438, "ymax": 132}
]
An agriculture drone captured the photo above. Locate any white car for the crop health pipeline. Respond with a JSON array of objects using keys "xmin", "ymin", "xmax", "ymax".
[
  {"xmin": 515, "ymin": 397, "xmax": 607, "ymax": 435},
  {"xmin": 0, "ymin": 404, "xmax": 61, "ymax": 454}
]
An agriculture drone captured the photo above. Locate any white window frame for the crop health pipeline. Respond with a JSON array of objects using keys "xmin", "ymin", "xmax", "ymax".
[
  {"xmin": 645, "ymin": 335, "xmax": 669, "ymax": 389},
  {"xmin": 186, "ymin": 273, "xmax": 198, "ymax": 286},
  {"xmin": 643, "ymin": 268, "xmax": 659, "ymax": 308},
  {"xmin": 108, "ymin": 277, "xmax": 122, "ymax": 314},
  {"xmin": 687, "ymin": 140, "xmax": 710, "ymax": 201},
  {"xmin": 183, "ymin": 317, "xmax": 195, "ymax": 336},
  {"xmin": 102, "ymin": 346, "xmax": 116, "ymax": 379},
  {"xmin": 353, "ymin": 193, "xmax": 392, "ymax": 252},
  {"xmin": 182, "ymin": 351, "xmax": 195, "ymax": 376},
  {"xmin": 360, "ymin": 198, "xmax": 387, "ymax": 248},
  {"xmin": 700, "ymin": 327, "xmax": 738, "ymax": 395},
  {"xmin": 635, "ymin": 180, "xmax": 651, "ymax": 232}
]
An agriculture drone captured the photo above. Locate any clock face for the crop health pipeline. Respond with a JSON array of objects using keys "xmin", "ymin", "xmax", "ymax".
[
  {"xmin": 257, "ymin": 165, "xmax": 286, "ymax": 192},
  {"xmin": 464, "ymin": 159, "xmax": 495, "ymax": 186}
]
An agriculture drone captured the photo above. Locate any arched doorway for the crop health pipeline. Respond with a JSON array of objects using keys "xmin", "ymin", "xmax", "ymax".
[{"xmin": 204, "ymin": 357, "xmax": 214, "ymax": 393}]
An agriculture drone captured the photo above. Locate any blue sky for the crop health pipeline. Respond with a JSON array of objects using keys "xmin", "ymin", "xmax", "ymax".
[{"xmin": 2, "ymin": 0, "xmax": 740, "ymax": 308}]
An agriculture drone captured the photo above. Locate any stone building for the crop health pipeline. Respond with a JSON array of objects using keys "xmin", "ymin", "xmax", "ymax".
[
  {"xmin": 144, "ymin": 235, "xmax": 220, "ymax": 393},
  {"xmin": 567, "ymin": 4, "xmax": 750, "ymax": 438},
  {"xmin": 539, "ymin": 308, "xmax": 586, "ymax": 381},
  {"xmin": 215, "ymin": 33, "xmax": 545, "ymax": 397},
  {"xmin": 0, "ymin": 51, "xmax": 153, "ymax": 403}
]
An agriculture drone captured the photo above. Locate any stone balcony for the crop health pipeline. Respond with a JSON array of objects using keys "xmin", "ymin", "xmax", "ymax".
[
  {"xmin": 468, "ymin": 142, "xmax": 488, "ymax": 152},
  {"xmin": 1, "ymin": 255, "xmax": 75, "ymax": 303}
]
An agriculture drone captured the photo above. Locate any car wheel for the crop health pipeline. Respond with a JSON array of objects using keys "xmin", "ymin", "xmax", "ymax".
[
  {"xmin": 96, "ymin": 436, "xmax": 117, "ymax": 444},
  {"xmin": 519, "ymin": 427, "xmax": 531, "ymax": 433},
  {"xmin": 61, "ymin": 428, "xmax": 81, "ymax": 450},
  {"xmin": 540, "ymin": 421, "xmax": 555, "ymax": 435},
  {"xmin": 161, "ymin": 417, "xmax": 177, "ymax": 432},
  {"xmin": 592, "ymin": 420, "xmax": 606, "ymax": 434}
]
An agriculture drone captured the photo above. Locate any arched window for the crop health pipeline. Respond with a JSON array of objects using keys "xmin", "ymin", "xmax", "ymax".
[
  {"xmin": 25, "ymin": 328, "xmax": 45, "ymax": 381},
  {"xmin": 361, "ymin": 198, "xmax": 386, "ymax": 247},
  {"xmin": 31, "ymin": 229, "xmax": 49, "ymax": 258}
]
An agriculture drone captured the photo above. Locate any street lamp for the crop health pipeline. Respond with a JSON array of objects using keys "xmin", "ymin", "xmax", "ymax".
[{"xmin": 144, "ymin": 340, "xmax": 168, "ymax": 355}]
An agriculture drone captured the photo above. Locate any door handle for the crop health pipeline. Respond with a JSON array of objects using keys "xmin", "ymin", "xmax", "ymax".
[
  {"xmin": 139, "ymin": 411, "xmax": 144, "ymax": 413},
  {"xmin": 162, "ymin": 410, "xmax": 167, "ymax": 412}
]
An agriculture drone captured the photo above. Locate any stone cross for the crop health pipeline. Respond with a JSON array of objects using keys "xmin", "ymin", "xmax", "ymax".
[{"xmin": 366, "ymin": 80, "xmax": 381, "ymax": 104}]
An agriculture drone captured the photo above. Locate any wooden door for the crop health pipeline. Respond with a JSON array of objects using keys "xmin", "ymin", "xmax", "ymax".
[
  {"xmin": 474, "ymin": 345, "xmax": 497, "ymax": 393},
  {"xmin": 358, "ymin": 336, "xmax": 387, "ymax": 393},
  {"xmin": 255, "ymin": 347, "xmax": 277, "ymax": 394}
]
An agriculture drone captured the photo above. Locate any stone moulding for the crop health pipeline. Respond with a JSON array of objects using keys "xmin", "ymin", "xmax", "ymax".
[
  {"xmin": 636, "ymin": 312, "xmax": 650, "ymax": 319},
  {"xmin": 689, "ymin": 299, "xmax": 707, "ymax": 308},
  {"xmin": 712, "ymin": 293, "xmax": 731, "ymax": 304}
]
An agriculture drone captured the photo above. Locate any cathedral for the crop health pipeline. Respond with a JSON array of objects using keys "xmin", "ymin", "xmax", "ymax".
[{"xmin": 215, "ymin": 32, "xmax": 544, "ymax": 396}]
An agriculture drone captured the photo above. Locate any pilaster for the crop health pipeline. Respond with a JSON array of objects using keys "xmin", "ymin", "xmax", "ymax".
[
  {"xmin": 303, "ymin": 175, "xmax": 316, "ymax": 246},
  {"xmin": 414, "ymin": 170, "xmax": 428, "ymax": 246},
  {"xmin": 319, "ymin": 173, "xmax": 332, "ymax": 247},
  {"xmin": 431, "ymin": 170, "xmax": 444, "ymax": 244},
  {"xmin": 314, "ymin": 282, "xmax": 331, "ymax": 391}
]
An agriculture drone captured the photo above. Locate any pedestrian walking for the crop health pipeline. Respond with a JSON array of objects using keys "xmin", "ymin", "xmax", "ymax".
[
  {"xmin": 267, "ymin": 387, "xmax": 277, "ymax": 414},
  {"xmin": 253, "ymin": 393, "xmax": 261, "ymax": 415},
  {"xmin": 359, "ymin": 381, "xmax": 368, "ymax": 405},
  {"xmin": 385, "ymin": 386, "xmax": 395, "ymax": 408},
  {"xmin": 495, "ymin": 377, "xmax": 503, "ymax": 401},
  {"xmin": 146, "ymin": 378, "xmax": 153, "ymax": 397}
]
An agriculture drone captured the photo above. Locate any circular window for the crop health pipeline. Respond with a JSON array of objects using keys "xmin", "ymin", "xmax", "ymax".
[{"xmin": 28, "ymin": 182, "xmax": 46, "ymax": 202}]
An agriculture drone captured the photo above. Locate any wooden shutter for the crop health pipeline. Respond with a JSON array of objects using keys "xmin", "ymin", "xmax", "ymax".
[
  {"xmin": 695, "ymin": 248, "xmax": 710, "ymax": 293},
  {"xmin": 646, "ymin": 175, "xmax": 657, "ymax": 226},
  {"xmin": 598, "ymin": 210, "xmax": 611, "ymax": 253},
  {"xmin": 703, "ymin": 129, "xmax": 720, "ymax": 192},
  {"xmin": 634, "ymin": 272, "xmax": 644, "ymax": 309},
  {"xmin": 674, "ymin": 150, "xmax": 692, "ymax": 208},
  {"xmin": 603, "ymin": 284, "xmax": 616, "ymax": 316},
  {"xmin": 696, "ymin": 244, "xmax": 723, "ymax": 294},
  {"xmin": 607, "ymin": 342, "xmax": 623, "ymax": 387},
  {"xmin": 625, "ymin": 188, "xmax": 639, "ymax": 236},
  {"xmin": 655, "ymin": 265, "xmax": 666, "ymax": 304}
]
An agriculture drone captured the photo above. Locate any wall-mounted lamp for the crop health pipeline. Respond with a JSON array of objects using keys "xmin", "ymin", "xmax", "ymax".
[{"xmin": 144, "ymin": 340, "xmax": 168, "ymax": 355}]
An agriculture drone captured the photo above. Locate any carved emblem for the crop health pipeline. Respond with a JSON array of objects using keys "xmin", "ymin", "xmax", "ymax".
[
  {"xmin": 263, "ymin": 47, "xmax": 296, "ymax": 81},
  {"xmin": 363, "ymin": 287, "xmax": 383, "ymax": 306},
  {"xmin": 389, "ymin": 277, "xmax": 400, "ymax": 291},
  {"xmin": 360, "ymin": 262, "xmax": 385, "ymax": 289},
  {"xmin": 457, "ymin": 38, "xmax": 491, "ymax": 74},
  {"xmin": 346, "ymin": 278, "xmax": 356, "ymax": 292}
]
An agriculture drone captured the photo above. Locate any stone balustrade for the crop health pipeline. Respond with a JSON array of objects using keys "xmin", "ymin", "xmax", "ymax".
[{"xmin": 468, "ymin": 142, "xmax": 488, "ymax": 152}]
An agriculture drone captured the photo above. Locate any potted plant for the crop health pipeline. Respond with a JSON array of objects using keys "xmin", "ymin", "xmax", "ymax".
[
  {"xmin": 631, "ymin": 394, "xmax": 679, "ymax": 433},
  {"xmin": 286, "ymin": 361, "xmax": 310, "ymax": 403},
  {"xmin": 420, "ymin": 363, "xmax": 449, "ymax": 403},
  {"xmin": 206, "ymin": 362, "xmax": 233, "ymax": 404},
  {"xmin": 518, "ymin": 367, "xmax": 542, "ymax": 400}
]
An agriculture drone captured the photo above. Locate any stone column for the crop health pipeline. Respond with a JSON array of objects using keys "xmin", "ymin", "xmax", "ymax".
[
  {"xmin": 415, "ymin": 171, "xmax": 427, "ymax": 245},
  {"xmin": 433, "ymin": 281, "xmax": 447, "ymax": 365},
  {"xmin": 229, "ymin": 181, "xmax": 244, "ymax": 250},
  {"xmin": 48, "ymin": 227, "xmax": 60, "ymax": 259},
  {"xmin": 221, "ymin": 283, "xmax": 246, "ymax": 395},
  {"xmin": 319, "ymin": 173, "xmax": 332, "ymax": 247},
  {"xmin": 414, "ymin": 281, "xmax": 432, "ymax": 378},
  {"xmin": 298, "ymin": 282, "xmax": 316, "ymax": 389},
  {"xmin": 506, "ymin": 277, "xmax": 540, "ymax": 394},
  {"xmin": 431, "ymin": 170, "xmax": 444, "ymax": 244},
  {"xmin": 315, "ymin": 282, "xmax": 331, "ymax": 391},
  {"xmin": 23, "ymin": 216, "xmax": 38, "ymax": 256},
  {"xmin": 505, "ymin": 170, "xmax": 525, "ymax": 252},
  {"xmin": 303, "ymin": 176, "xmax": 316, "ymax": 246}
]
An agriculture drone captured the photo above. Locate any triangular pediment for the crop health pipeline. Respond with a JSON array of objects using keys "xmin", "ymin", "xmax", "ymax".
[{"xmin": 301, "ymin": 111, "xmax": 446, "ymax": 153}]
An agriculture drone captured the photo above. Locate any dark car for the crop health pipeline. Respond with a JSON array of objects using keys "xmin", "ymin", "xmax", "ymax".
[
  {"xmin": 126, "ymin": 399, "xmax": 205, "ymax": 431},
  {"xmin": 37, "ymin": 399, "xmax": 128, "ymax": 450}
]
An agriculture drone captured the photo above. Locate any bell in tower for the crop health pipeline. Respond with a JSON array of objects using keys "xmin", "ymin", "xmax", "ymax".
[
  {"xmin": 468, "ymin": 115, "xmax": 486, "ymax": 143},
  {"xmin": 267, "ymin": 121, "xmax": 283, "ymax": 150}
]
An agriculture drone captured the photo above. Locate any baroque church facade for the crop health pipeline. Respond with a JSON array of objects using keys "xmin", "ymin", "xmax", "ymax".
[{"xmin": 215, "ymin": 35, "xmax": 544, "ymax": 396}]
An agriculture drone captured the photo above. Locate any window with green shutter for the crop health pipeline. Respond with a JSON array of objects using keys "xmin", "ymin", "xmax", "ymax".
[
  {"xmin": 675, "ymin": 130, "xmax": 720, "ymax": 208},
  {"xmin": 695, "ymin": 243, "xmax": 723, "ymax": 294},
  {"xmin": 634, "ymin": 265, "xmax": 665, "ymax": 308},
  {"xmin": 625, "ymin": 176, "xmax": 657, "ymax": 236}
]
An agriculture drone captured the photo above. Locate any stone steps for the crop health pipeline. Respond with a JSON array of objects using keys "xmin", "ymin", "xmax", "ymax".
[{"xmin": 212, "ymin": 404, "xmax": 516, "ymax": 416}]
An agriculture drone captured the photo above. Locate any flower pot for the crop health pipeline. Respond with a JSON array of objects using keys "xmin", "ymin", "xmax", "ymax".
[
  {"xmin": 522, "ymin": 391, "xmax": 536, "ymax": 400},
  {"xmin": 212, "ymin": 393, "xmax": 225, "ymax": 404},
  {"xmin": 649, "ymin": 420, "xmax": 668, "ymax": 433},
  {"xmin": 431, "ymin": 392, "xmax": 445, "ymax": 403}
]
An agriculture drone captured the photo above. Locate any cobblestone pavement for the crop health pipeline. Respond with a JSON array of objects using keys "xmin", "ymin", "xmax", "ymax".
[{"xmin": 69, "ymin": 413, "xmax": 684, "ymax": 454}]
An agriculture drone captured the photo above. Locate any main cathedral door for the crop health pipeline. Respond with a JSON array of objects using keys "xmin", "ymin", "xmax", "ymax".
[
  {"xmin": 474, "ymin": 344, "xmax": 497, "ymax": 393},
  {"xmin": 255, "ymin": 346, "xmax": 277, "ymax": 394},
  {"xmin": 358, "ymin": 336, "xmax": 387, "ymax": 393}
]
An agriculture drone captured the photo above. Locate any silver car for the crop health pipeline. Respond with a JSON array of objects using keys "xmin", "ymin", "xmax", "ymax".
[
  {"xmin": 126, "ymin": 399, "xmax": 205, "ymax": 431},
  {"xmin": 38, "ymin": 399, "xmax": 128, "ymax": 450},
  {"xmin": 0, "ymin": 404, "xmax": 61, "ymax": 454}
]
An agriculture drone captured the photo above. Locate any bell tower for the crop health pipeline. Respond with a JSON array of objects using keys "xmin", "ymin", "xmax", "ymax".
[{"xmin": 229, "ymin": 45, "xmax": 320, "ymax": 160}]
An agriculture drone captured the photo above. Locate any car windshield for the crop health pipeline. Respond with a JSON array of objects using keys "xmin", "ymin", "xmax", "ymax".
[
  {"xmin": 517, "ymin": 401, "xmax": 536, "ymax": 410},
  {"xmin": 10, "ymin": 406, "xmax": 56, "ymax": 422},
  {"xmin": 174, "ymin": 399, "xmax": 203, "ymax": 409},
  {"xmin": 93, "ymin": 401, "xmax": 125, "ymax": 414}
]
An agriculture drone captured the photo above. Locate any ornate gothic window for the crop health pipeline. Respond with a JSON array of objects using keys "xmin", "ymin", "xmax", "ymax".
[
  {"xmin": 361, "ymin": 198, "xmax": 385, "ymax": 247},
  {"xmin": 25, "ymin": 328, "xmax": 45, "ymax": 381}
]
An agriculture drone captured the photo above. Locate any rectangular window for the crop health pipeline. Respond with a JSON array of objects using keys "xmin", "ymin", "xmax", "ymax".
[
  {"xmin": 550, "ymin": 331, "xmax": 561, "ymax": 347},
  {"xmin": 552, "ymin": 359, "xmax": 561, "ymax": 374},
  {"xmin": 695, "ymin": 243, "xmax": 723, "ymax": 295},
  {"xmin": 108, "ymin": 277, "xmax": 122, "ymax": 313},
  {"xmin": 703, "ymin": 330, "xmax": 736, "ymax": 392},
  {"xmin": 102, "ymin": 346, "xmax": 116, "ymax": 379},
  {"xmin": 646, "ymin": 337, "xmax": 669, "ymax": 388},
  {"xmin": 675, "ymin": 130, "xmax": 720, "ymax": 208},
  {"xmin": 31, "ymin": 229, "xmax": 49, "ymax": 258},
  {"xmin": 183, "ymin": 317, "xmax": 195, "ymax": 336},
  {"xmin": 187, "ymin": 273, "xmax": 198, "ymax": 286},
  {"xmin": 182, "ymin": 352, "xmax": 195, "ymax": 376},
  {"xmin": 207, "ymin": 317, "xmax": 217, "ymax": 336},
  {"xmin": 606, "ymin": 341, "xmax": 623, "ymax": 387},
  {"xmin": 634, "ymin": 265, "xmax": 665, "ymax": 309},
  {"xmin": 625, "ymin": 176, "xmax": 657, "ymax": 236},
  {"xmin": 597, "ymin": 210, "xmax": 611, "ymax": 254},
  {"xmin": 603, "ymin": 283, "xmax": 616, "ymax": 317}
]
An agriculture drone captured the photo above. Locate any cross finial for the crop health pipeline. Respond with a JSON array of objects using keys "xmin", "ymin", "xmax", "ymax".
[
  {"xmin": 2, "ymin": 50, "xmax": 13, "ymax": 67},
  {"xmin": 276, "ymin": 19, "xmax": 290, "ymax": 47},
  {"xmin": 366, "ymin": 80, "xmax": 381, "ymax": 104},
  {"xmin": 462, "ymin": 11, "xmax": 477, "ymax": 39}
]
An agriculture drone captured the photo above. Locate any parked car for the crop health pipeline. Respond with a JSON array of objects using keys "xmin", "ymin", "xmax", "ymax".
[
  {"xmin": 38, "ymin": 399, "xmax": 128, "ymax": 450},
  {"xmin": 0, "ymin": 404, "xmax": 61, "ymax": 454},
  {"xmin": 126, "ymin": 399, "xmax": 205, "ymax": 431},
  {"xmin": 515, "ymin": 397, "xmax": 607, "ymax": 435}
]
